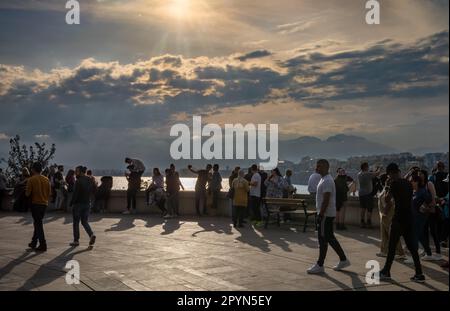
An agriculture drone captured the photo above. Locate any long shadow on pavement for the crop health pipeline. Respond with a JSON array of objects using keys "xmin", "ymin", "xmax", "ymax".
[{"xmin": 16, "ymin": 246, "xmax": 93, "ymax": 291}]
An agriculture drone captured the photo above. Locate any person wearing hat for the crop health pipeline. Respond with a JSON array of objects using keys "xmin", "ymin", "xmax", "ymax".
[{"xmin": 378, "ymin": 163, "xmax": 425, "ymax": 283}]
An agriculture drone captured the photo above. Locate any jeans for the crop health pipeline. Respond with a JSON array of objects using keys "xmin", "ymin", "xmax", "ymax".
[
  {"xmin": 55, "ymin": 189, "xmax": 64, "ymax": 210},
  {"xmin": 31, "ymin": 204, "xmax": 47, "ymax": 245},
  {"xmin": 249, "ymin": 195, "xmax": 261, "ymax": 221},
  {"xmin": 317, "ymin": 216, "xmax": 347, "ymax": 266},
  {"xmin": 72, "ymin": 203, "xmax": 93, "ymax": 242},
  {"xmin": 413, "ymin": 211, "xmax": 432, "ymax": 256},
  {"xmin": 127, "ymin": 188, "xmax": 138, "ymax": 211},
  {"xmin": 383, "ymin": 217, "xmax": 423, "ymax": 275},
  {"xmin": 195, "ymin": 188, "xmax": 207, "ymax": 215}
]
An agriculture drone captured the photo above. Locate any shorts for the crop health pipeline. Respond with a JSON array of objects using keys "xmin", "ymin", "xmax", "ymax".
[{"xmin": 359, "ymin": 194, "xmax": 374, "ymax": 212}]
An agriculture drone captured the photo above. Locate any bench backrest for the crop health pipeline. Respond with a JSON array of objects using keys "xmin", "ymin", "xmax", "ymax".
[{"xmin": 263, "ymin": 198, "xmax": 306, "ymax": 210}]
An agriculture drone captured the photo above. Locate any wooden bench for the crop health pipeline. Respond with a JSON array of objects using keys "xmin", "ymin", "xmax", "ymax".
[{"xmin": 262, "ymin": 197, "xmax": 317, "ymax": 232}]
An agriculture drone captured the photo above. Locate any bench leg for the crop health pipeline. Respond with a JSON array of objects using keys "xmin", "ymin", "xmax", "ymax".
[
  {"xmin": 303, "ymin": 214, "xmax": 308, "ymax": 233},
  {"xmin": 264, "ymin": 212, "xmax": 269, "ymax": 229},
  {"xmin": 277, "ymin": 212, "xmax": 280, "ymax": 227}
]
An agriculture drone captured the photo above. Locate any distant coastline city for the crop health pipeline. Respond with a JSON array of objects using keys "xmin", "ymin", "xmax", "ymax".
[{"xmin": 90, "ymin": 152, "xmax": 449, "ymax": 188}]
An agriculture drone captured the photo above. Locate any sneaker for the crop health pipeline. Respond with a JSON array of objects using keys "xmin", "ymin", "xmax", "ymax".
[
  {"xmin": 422, "ymin": 254, "xmax": 441, "ymax": 261},
  {"xmin": 333, "ymin": 259, "xmax": 351, "ymax": 271},
  {"xmin": 89, "ymin": 235, "xmax": 96, "ymax": 246},
  {"xmin": 433, "ymin": 253, "xmax": 443, "ymax": 261},
  {"xmin": 395, "ymin": 254, "xmax": 407, "ymax": 260},
  {"xmin": 28, "ymin": 241, "xmax": 37, "ymax": 249},
  {"xmin": 254, "ymin": 221, "xmax": 264, "ymax": 228},
  {"xmin": 35, "ymin": 244, "xmax": 47, "ymax": 252},
  {"xmin": 70, "ymin": 241, "xmax": 80, "ymax": 247},
  {"xmin": 307, "ymin": 263, "xmax": 325, "ymax": 274},
  {"xmin": 163, "ymin": 214, "xmax": 172, "ymax": 219},
  {"xmin": 410, "ymin": 274, "xmax": 425, "ymax": 283},
  {"xmin": 122, "ymin": 210, "xmax": 131, "ymax": 215},
  {"xmin": 376, "ymin": 252, "xmax": 387, "ymax": 258},
  {"xmin": 403, "ymin": 256, "xmax": 414, "ymax": 264}
]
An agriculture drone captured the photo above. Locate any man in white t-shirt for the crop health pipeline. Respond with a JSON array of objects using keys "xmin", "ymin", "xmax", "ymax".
[
  {"xmin": 249, "ymin": 164, "xmax": 262, "ymax": 226},
  {"xmin": 307, "ymin": 159, "xmax": 350, "ymax": 274}
]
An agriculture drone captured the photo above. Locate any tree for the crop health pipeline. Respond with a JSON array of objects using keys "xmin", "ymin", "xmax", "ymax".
[{"xmin": 0, "ymin": 135, "xmax": 56, "ymax": 185}]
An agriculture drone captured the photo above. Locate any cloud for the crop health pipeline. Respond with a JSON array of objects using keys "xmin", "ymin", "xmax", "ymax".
[
  {"xmin": 235, "ymin": 50, "xmax": 272, "ymax": 61},
  {"xmin": 0, "ymin": 133, "xmax": 9, "ymax": 140},
  {"xmin": 0, "ymin": 31, "xmax": 448, "ymax": 154},
  {"xmin": 277, "ymin": 19, "xmax": 317, "ymax": 35}
]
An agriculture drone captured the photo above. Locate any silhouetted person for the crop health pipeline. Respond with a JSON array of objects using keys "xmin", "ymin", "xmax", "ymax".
[
  {"xmin": 70, "ymin": 166, "xmax": 96, "ymax": 247},
  {"xmin": 379, "ymin": 163, "xmax": 425, "ymax": 283},
  {"xmin": 210, "ymin": 164, "xmax": 222, "ymax": 210},
  {"xmin": 188, "ymin": 164, "xmax": 212, "ymax": 216},
  {"xmin": 26, "ymin": 162, "xmax": 51, "ymax": 252}
]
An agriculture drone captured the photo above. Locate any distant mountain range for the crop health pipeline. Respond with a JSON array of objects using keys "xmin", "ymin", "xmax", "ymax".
[{"xmin": 278, "ymin": 134, "xmax": 398, "ymax": 161}]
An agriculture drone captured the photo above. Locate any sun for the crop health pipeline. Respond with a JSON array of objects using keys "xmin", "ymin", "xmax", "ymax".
[{"xmin": 168, "ymin": 0, "xmax": 191, "ymax": 19}]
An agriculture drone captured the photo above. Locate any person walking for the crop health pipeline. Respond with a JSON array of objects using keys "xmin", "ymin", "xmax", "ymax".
[
  {"xmin": 231, "ymin": 170, "xmax": 250, "ymax": 228},
  {"xmin": 25, "ymin": 162, "xmax": 52, "ymax": 252},
  {"xmin": 379, "ymin": 163, "xmax": 425, "ymax": 283},
  {"xmin": 69, "ymin": 166, "xmax": 96, "ymax": 247},
  {"xmin": 307, "ymin": 159, "xmax": 350, "ymax": 274}
]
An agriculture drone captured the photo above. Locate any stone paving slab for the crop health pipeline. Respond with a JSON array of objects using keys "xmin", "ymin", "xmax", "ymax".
[{"xmin": 0, "ymin": 212, "xmax": 448, "ymax": 291}]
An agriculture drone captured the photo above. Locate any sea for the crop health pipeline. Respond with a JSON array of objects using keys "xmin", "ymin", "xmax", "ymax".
[{"xmin": 95, "ymin": 176, "xmax": 310, "ymax": 194}]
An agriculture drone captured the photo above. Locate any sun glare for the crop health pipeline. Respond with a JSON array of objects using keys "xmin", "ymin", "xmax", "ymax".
[{"xmin": 168, "ymin": 0, "xmax": 191, "ymax": 19}]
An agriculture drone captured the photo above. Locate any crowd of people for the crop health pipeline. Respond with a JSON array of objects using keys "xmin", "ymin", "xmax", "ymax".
[{"xmin": 1, "ymin": 156, "xmax": 448, "ymax": 282}]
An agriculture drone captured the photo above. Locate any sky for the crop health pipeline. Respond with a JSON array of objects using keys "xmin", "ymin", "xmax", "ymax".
[{"xmin": 0, "ymin": 0, "xmax": 448, "ymax": 169}]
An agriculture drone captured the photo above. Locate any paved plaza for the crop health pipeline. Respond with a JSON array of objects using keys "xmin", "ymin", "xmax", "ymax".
[{"xmin": 0, "ymin": 212, "xmax": 448, "ymax": 291}]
